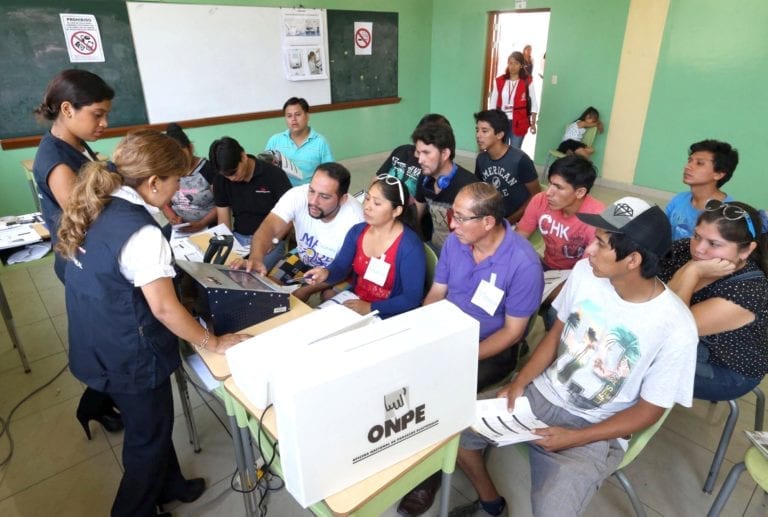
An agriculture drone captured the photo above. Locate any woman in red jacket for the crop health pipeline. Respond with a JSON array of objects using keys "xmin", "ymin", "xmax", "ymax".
[{"xmin": 488, "ymin": 51, "xmax": 538, "ymax": 149}]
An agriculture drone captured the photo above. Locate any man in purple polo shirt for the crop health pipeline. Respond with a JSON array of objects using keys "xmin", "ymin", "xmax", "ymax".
[{"xmin": 396, "ymin": 182, "xmax": 543, "ymax": 517}]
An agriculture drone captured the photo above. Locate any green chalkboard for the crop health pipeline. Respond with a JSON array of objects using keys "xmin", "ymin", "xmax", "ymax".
[
  {"xmin": 327, "ymin": 10, "xmax": 398, "ymax": 103},
  {"xmin": 0, "ymin": 0, "xmax": 148, "ymax": 139}
]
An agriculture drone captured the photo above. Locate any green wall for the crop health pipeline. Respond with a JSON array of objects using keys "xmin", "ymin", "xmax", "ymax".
[
  {"xmin": 0, "ymin": 0, "xmax": 434, "ymax": 216},
  {"xmin": 429, "ymin": 0, "xmax": 630, "ymax": 172},
  {"xmin": 634, "ymin": 0, "xmax": 767, "ymax": 208},
  {"xmin": 4, "ymin": 0, "xmax": 765, "ymax": 217}
]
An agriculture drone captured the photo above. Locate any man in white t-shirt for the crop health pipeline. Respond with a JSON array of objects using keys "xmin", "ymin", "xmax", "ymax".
[
  {"xmin": 450, "ymin": 197, "xmax": 698, "ymax": 517},
  {"xmin": 234, "ymin": 162, "xmax": 363, "ymax": 301}
]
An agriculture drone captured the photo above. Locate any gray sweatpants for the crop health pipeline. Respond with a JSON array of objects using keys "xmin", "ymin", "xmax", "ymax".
[{"xmin": 460, "ymin": 384, "xmax": 625, "ymax": 516}]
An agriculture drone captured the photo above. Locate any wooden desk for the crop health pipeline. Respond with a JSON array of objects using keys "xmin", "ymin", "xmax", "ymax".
[
  {"xmin": 194, "ymin": 295, "xmax": 313, "ymax": 380},
  {"xmin": 224, "ymin": 379, "xmax": 460, "ymax": 516}
]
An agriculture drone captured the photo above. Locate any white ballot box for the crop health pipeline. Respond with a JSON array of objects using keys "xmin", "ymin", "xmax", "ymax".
[
  {"xmin": 225, "ymin": 304, "xmax": 372, "ymax": 408},
  {"xmin": 273, "ymin": 300, "xmax": 479, "ymax": 507}
]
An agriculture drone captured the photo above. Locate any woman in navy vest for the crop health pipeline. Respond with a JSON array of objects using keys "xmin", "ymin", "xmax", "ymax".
[
  {"xmin": 32, "ymin": 70, "xmax": 124, "ymax": 439},
  {"xmin": 56, "ymin": 130, "xmax": 249, "ymax": 517}
]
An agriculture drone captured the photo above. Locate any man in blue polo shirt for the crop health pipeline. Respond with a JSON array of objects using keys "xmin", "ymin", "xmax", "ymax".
[
  {"xmin": 397, "ymin": 182, "xmax": 543, "ymax": 516},
  {"xmin": 264, "ymin": 97, "xmax": 334, "ymax": 186}
]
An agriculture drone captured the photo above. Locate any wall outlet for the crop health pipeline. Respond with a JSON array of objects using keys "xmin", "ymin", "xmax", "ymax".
[{"xmin": 551, "ymin": 74, "xmax": 558, "ymax": 85}]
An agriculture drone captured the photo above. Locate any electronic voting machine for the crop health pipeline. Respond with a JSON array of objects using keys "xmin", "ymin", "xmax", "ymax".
[{"xmin": 176, "ymin": 260, "xmax": 290, "ymax": 333}]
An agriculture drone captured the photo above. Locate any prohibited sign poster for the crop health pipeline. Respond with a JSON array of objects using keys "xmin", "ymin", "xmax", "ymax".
[
  {"xmin": 60, "ymin": 13, "xmax": 105, "ymax": 63},
  {"xmin": 354, "ymin": 22, "xmax": 372, "ymax": 55}
]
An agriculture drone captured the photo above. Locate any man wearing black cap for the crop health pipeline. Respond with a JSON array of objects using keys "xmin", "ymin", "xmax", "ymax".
[{"xmin": 449, "ymin": 197, "xmax": 699, "ymax": 517}]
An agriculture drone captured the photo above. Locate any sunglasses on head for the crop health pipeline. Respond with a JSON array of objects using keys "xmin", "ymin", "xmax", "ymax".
[
  {"xmin": 704, "ymin": 199, "xmax": 756, "ymax": 239},
  {"xmin": 376, "ymin": 174, "xmax": 405, "ymax": 205}
]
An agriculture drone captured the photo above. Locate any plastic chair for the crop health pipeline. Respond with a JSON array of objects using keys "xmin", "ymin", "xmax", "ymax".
[
  {"xmin": 508, "ymin": 407, "xmax": 670, "ymax": 517},
  {"xmin": 612, "ymin": 407, "xmax": 672, "ymax": 517},
  {"xmin": 701, "ymin": 386, "xmax": 765, "ymax": 493},
  {"xmin": 544, "ymin": 125, "xmax": 598, "ymax": 174},
  {"xmin": 707, "ymin": 446, "xmax": 768, "ymax": 516},
  {"xmin": 423, "ymin": 242, "xmax": 438, "ymax": 292}
]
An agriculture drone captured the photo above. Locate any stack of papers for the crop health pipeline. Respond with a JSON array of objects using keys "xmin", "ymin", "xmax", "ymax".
[
  {"xmin": 471, "ymin": 397, "xmax": 547, "ymax": 446},
  {"xmin": 745, "ymin": 430, "xmax": 768, "ymax": 458},
  {"xmin": 542, "ymin": 269, "xmax": 570, "ymax": 302},
  {"xmin": 0, "ymin": 225, "xmax": 43, "ymax": 250}
]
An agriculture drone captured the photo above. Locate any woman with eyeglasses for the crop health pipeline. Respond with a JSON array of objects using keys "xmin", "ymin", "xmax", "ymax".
[
  {"xmin": 305, "ymin": 175, "xmax": 426, "ymax": 318},
  {"xmin": 659, "ymin": 199, "xmax": 768, "ymax": 400}
]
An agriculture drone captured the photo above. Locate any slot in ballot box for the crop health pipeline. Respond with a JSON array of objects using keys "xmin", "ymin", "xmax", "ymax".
[
  {"xmin": 175, "ymin": 259, "xmax": 290, "ymax": 333},
  {"xmin": 274, "ymin": 300, "xmax": 479, "ymax": 507},
  {"xmin": 226, "ymin": 304, "xmax": 375, "ymax": 408}
]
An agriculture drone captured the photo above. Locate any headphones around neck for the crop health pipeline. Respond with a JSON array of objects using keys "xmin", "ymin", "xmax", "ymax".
[{"xmin": 436, "ymin": 163, "xmax": 458, "ymax": 190}]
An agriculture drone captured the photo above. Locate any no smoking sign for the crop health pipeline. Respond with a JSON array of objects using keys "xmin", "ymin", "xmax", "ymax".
[{"xmin": 354, "ymin": 22, "xmax": 372, "ymax": 55}]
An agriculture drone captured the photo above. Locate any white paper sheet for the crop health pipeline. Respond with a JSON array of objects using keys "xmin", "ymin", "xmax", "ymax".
[{"xmin": 472, "ymin": 397, "xmax": 548, "ymax": 446}]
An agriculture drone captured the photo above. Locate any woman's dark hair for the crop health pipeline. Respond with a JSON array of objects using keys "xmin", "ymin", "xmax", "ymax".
[
  {"xmin": 577, "ymin": 106, "xmax": 600, "ymax": 122},
  {"xmin": 608, "ymin": 232, "xmax": 662, "ymax": 279},
  {"xmin": 165, "ymin": 122, "xmax": 191, "ymax": 149},
  {"xmin": 208, "ymin": 136, "xmax": 244, "ymax": 176},
  {"xmin": 507, "ymin": 51, "xmax": 529, "ymax": 80},
  {"xmin": 697, "ymin": 201, "xmax": 768, "ymax": 274},
  {"xmin": 370, "ymin": 176, "xmax": 416, "ymax": 228},
  {"xmin": 35, "ymin": 69, "xmax": 114, "ymax": 121}
]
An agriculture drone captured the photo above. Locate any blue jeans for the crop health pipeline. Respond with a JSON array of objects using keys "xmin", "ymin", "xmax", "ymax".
[
  {"xmin": 507, "ymin": 132, "xmax": 525, "ymax": 149},
  {"xmin": 693, "ymin": 343, "xmax": 762, "ymax": 401}
]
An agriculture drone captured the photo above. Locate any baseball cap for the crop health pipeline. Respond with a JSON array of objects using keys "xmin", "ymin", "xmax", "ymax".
[{"xmin": 577, "ymin": 196, "xmax": 672, "ymax": 257}]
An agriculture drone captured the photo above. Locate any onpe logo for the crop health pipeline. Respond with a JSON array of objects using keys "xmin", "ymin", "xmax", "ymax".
[{"xmin": 367, "ymin": 386, "xmax": 425, "ymax": 443}]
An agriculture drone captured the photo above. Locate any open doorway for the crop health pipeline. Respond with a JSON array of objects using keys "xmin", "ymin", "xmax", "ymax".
[{"xmin": 482, "ymin": 9, "xmax": 551, "ymax": 160}]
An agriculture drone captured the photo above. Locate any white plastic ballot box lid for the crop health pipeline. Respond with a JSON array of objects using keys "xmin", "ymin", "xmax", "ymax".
[
  {"xmin": 273, "ymin": 300, "xmax": 480, "ymax": 507},
  {"xmin": 225, "ymin": 304, "xmax": 371, "ymax": 408}
]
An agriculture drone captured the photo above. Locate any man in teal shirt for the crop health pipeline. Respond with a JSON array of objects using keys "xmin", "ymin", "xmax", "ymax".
[{"xmin": 264, "ymin": 97, "xmax": 334, "ymax": 186}]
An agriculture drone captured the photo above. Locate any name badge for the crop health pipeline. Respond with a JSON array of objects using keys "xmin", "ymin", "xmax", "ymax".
[
  {"xmin": 363, "ymin": 255, "xmax": 391, "ymax": 286},
  {"xmin": 471, "ymin": 273, "xmax": 504, "ymax": 316}
]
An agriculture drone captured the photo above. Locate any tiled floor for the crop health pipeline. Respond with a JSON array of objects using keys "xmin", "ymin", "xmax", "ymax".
[{"xmin": 0, "ymin": 154, "xmax": 766, "ymax": 516}]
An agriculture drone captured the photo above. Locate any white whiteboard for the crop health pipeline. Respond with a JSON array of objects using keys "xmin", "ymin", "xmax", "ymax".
[{"xmin": 127, "ymin": 2, "xmax": 331, "ymax": 123}]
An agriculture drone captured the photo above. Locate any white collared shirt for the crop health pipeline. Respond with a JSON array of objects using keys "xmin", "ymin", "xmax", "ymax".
[{"xmin": 111, "ymin": 186, "xmax": 176, "ymax": 287}]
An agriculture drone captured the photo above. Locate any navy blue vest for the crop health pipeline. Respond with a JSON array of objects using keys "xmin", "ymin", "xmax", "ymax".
[
  {"xmin": 66, "ymin": 197, "xmax": 180, "ymax": 394},
  {"xmin": 32, "ymin": 132, "xmax": 98, "ymax": 281}
]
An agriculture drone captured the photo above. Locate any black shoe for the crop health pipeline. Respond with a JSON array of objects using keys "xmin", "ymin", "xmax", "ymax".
[
  {"xmin": 397, "ymin": 473, "xmax": 441, "ymax": 516},
  {"xmin": 76, "ymin": 389, "xmax": 124, "ymax": 440},
  {"xmin": 159, "ymin": 478, "xmax": 206, "ymax": 505}
]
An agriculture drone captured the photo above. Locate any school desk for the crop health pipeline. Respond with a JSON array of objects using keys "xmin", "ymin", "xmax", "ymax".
[{"xmin": 224, "ymin": 377, "xmax": 460, "ymax": 516}]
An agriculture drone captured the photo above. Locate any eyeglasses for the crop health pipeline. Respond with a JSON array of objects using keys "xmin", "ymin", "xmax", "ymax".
[
  {"xmin": 704, "ymin": 199, "xmax": 756, "ymax": 239},
  {"xmin": 376, "ymin": 174, "xmax": 405, "ymax": 205},
  {"xmin": 452, "ymin": 213, "xmax": 486, "ymax": 224}
]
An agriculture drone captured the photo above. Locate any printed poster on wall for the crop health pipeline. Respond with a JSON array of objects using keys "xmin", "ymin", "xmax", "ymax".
[
  {"xmin": 281, "ymin": 8, "xmax": 328, "ymax": 81},
  {"xmin": 60, "ymin": 13, "xmax": 105, "ymax": 63},
  {"xmin": 353, "ymin": 22, "xmax": 373, "ymax": 55}
]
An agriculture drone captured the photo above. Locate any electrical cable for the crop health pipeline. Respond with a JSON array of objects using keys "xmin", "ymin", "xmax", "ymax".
[
  {"xmin": 0, "ymin": 362, "xmax": 69, "ymax": 467},
  {"xmin": 180, "ymin": 366, "xmax": 232, "ymax": 438}
]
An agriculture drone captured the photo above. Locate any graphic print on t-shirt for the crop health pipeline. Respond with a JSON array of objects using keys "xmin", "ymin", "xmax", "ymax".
[
  {"xmin": 298, "ymin": 231, "xmax": 334, "ymax": 267},
  {"xmin": 555, "ymin": 299, "xmax": 640, "ymax": 409},
  {"xmin": 384, "ymin": 157, "xmax": 420, "ymax": 197}
]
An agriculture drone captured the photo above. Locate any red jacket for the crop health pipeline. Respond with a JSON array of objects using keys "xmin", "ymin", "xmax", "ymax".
[{"xmin": 495, "ymin": 74, "xmax": 531, "ymax": 136}]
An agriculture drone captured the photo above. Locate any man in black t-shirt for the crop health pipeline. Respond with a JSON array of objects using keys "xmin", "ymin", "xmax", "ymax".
[
  {"xmin": 213, "ymin": 154, "xmax": 292, "ymax": 245},
  {"xmin": 474, "ymin": 109, "xmax": 540, "ymax": 224}
]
